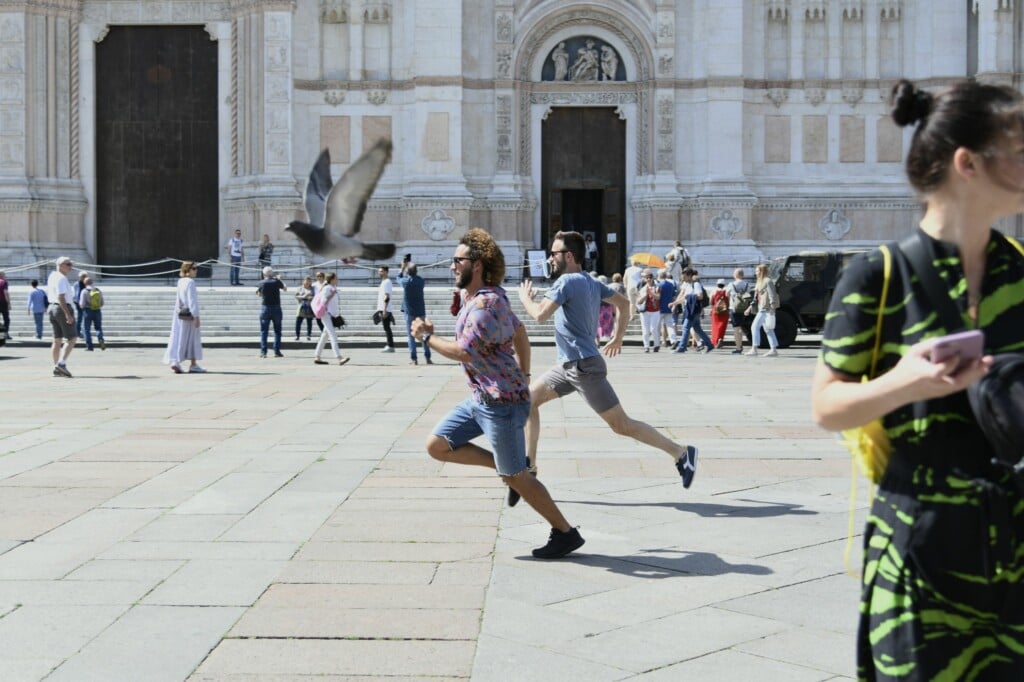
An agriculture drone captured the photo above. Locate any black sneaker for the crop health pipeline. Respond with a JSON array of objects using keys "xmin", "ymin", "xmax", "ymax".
[
  {"xmin": 532, "ymin": 527, "xmax": 585, "ymax": 559},
  {"xmin": 676, "ymin": 446, "xmax": 698, "ymax": 488},
  {"xmin": 507, "ymin": 457, "xmax": 535, "ymax": 507},
  {"xmin": 53, "ymin": 364, "xmax": 72, "ymax": 378}
]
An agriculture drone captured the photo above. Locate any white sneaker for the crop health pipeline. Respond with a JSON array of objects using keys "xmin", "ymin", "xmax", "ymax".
[
  {"xmin": 764, "ymin": 349, "xmax": 779, "ymax": 357},
  {"xmin": 188, "ymin": 365, "xmax": 207, "ymax": 373},
  {"xmin": 744, "ymin": 349, "xmax": 758, "ymax": 356},
  {"xmin": 381, "ymin": 346, "xmax": 395, "ymax": 353}
]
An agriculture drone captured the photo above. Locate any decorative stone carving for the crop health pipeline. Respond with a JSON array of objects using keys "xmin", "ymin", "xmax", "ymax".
[
  {"xmin": 841, "ymin": 1, "xmax": 862, "ymax": 20},
  {"xmin": 320, "ymin": 0, "xmax": 349, "ymax": 24},
  {"xmin": 544, "ymin": 37, "xmax": 624, "ymax": 82},
  {"xmin": 806, "ymin": 87, "xmax": 826, "ymax": 106},
  {"xmin": 362, "ymin": 2, "xmax": 391, "ymax": 24},
  {"xmin": 805, "ymin": 2, "xmax": 827, "ymax": 20},
  {"xmin": 600, "ymin": 46, "xmax": 618, "ymax": 82},
  {"xmin": 767, "ymin": 0, "xmax": 789, "ymax": 21},
  {"xmin": 820, "ymin": 209, "xmax": 851, "ymax": 240},
  {"xmin": 367, "ymin": 89, "xmax": 388, "ymax": 105},
  {"xmin": 530, "ymin": 91, "xmax": 637, "ymax": 105},
  {"xmin": 880, "ymin": 1, "xmax": 902, "ymax": 20},
  {"xmin": 711, "ymin": 210, "xmax": 744, "ymax": 240},
  {"xmin": 767, "ymin": 88, "xmax": 789, "ymax": 107},
  {"xmin": 522, "ymin": 9, "xmax": 648, "ymax": 81},
  {"xmin": 496, "ymin": 14, "xmax": 512, "ymax": 42},
  {"xmin": 658, "ymin": 21, "xmax": 672, "ymax": 40},
  {"xmin": 551, "ymin": 42, "xmax": 569, "ymax": 81},
  {"xmin": 998, "ymin": 0, "xmax": 1013, "ymax": 11},
  {"xmin": 658, "ymin": 54, "xmax": 673, "ymax": 76},
  {"xmin": 421, "ymin": 209, "xmax": 456, "ymax": 241},
  {"xmin": 496, "ymin": 48, "xmax": 512, "ymax": 79},
  {"xmin": 570, "ymin": 39, "xmax": 600, "ymax": 81},
  {"xmin": 842, "ymin": 85, "xmax": 863, "ymax": 106},
  {"xmin": 324, "ymin": 89, "xmax": 346, "ymax": 106}
]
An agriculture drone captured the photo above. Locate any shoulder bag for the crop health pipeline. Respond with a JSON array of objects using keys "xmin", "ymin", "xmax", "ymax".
[{"xmin": 839, "ymin": 244, "xmax": 893, "ymax": 484}]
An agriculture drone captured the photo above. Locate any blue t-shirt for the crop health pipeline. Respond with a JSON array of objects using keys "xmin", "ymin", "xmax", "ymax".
[
  {"xmin": 658, "ymin": 280, "xmax": 677, "ymax": 314},
  {"xmin": 545, "ymin": 272, "xmax": 616, "ymax": 362}
]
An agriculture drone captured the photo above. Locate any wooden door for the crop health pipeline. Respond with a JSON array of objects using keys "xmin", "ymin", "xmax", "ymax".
[
  {"xmin": 541, "ymin": 107, "xmax": 626, "ymax": 273},
  {"xmin": 95, "ymin": 26, "xmax": 219, "ymax": 272}
]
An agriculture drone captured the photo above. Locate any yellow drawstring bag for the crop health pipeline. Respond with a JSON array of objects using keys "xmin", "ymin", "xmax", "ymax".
[{"xmin": 840, "ymin": 244, "xmax": 892, "ymax": 484}]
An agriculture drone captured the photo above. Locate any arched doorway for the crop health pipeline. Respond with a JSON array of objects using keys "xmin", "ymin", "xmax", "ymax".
[
  {"xmin": 541, "ymin": 107, "xmax": 626, "ymax": 275},
  {"xmin": 95, "ymin": 26, "xmax": 219, "ymax": 272}
]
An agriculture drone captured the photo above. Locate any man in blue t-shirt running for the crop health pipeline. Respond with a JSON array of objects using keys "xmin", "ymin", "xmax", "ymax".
[{"xmin": 514, "ymin": 230, "xmax": 698, "ymax": 507}]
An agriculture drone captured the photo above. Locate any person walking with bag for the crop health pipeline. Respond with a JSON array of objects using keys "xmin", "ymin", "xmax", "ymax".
[
  {"xmin": 709, "ymin": 279, "xmax": 730, "ymax": 349},
  {"xmin": 725, "ymin": 268, "xmax": 753, "ymax": 354},
  {"xmin": 294, "ymin": 276, "xmax": 315, "ymax": 340},
  {"xmin": 164, "ymin": 261, "xmax": 205, "ymax": 373},
  {"xmin": 77, "ymin": 276, "xmax": 106, "ymax": 351},
  {"xmin": 811, "ymin": 78, "xmax": 1024, "ymax": 681},
  {"xmin": 745, "ymin": 263, "xmax": 779, "ymax": 357},
  {"xmin": 638, "ymin": 270, "xmax": 661, "ymax": 352},
  {"xmin": 312, "ymin": 272, "xmax": 349, "ymax": 366}
]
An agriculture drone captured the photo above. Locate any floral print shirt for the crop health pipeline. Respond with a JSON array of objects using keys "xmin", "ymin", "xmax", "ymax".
[{"xmin": 455, "ymin": 286, "xmax": 529, "ymax": 404}]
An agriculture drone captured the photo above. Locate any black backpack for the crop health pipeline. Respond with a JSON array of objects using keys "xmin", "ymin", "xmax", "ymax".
[{"xmin": 968, "ymin": 353, "xmax": 1024, "ymax": 476}]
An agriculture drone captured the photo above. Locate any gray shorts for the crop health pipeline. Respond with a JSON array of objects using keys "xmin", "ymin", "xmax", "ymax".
[
  {"xmin": 48, "ymin": 303, "xmax": 76, "ymax": 339},
  {"xmin": 540, "ymin": 355, "xmax": 620, "ymax": 414}
]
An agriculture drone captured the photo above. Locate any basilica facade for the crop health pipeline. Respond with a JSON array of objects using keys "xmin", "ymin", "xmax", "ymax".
[{"xmin": 1, "ymin": 0, "xmax": 1021, "ymax": 277}]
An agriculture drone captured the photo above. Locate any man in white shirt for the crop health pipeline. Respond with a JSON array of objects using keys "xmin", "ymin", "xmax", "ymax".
[
  {"xmin": 376, "ymin": 266, "xmax": 395, "ymax": 352},
  {"xmin": 225, "ymin": 229, "xmax": 244, "ymax": 285},
  {"xmin": 47, "ymin": 256, "xmax": 78, "ymax": 377},
  {"xmin": 622, "ymin": 258, "xmax": 644, "ymax": 321}
]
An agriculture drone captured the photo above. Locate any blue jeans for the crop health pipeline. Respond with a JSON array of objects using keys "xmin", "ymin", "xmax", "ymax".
[
  {"xmin": 750, "ymin": 309, "xmax": 779, "ymax": 350},
  {"xmin": 33, "ymin": 311, "xmax": 44, "ymax": 338},
  {"xmin": 82, "ymin": 309, "xmax": 104, "ymax": 350},
  {"xmin": 432, "ymin": 397, "xmax": 530, "ymax": 476},
  {"xmin": 230, "ymin": 255, "xmax": 242, "ymax": 284},
  {"xmin": 676, "ymin": 314, "xmax": 713, "ymax": 351},
  {"xmin": 260, "ymin": 305, "xmax": 283, "ymax": 353},
  {"xmin": 404, "ymin": 312, "xmax": 431, "ymax": 362}
]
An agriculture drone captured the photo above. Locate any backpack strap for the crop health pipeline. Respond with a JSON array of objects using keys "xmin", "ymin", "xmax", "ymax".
[
  {"xmin": 869, "ymin": 244, "xmax": 892, "ymax": 379},
  {"xmin": 1004, "ymin": 234, "xmax": 1024, "ymax": 257},
  {"xmin": 899, "ymin": 230, "xmax": 965, "ymax": 334}
]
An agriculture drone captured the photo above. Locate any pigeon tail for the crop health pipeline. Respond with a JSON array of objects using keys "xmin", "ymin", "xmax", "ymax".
[{"xmin": 360, "ymin": 243, "xmax": 397, "ymax": 261}]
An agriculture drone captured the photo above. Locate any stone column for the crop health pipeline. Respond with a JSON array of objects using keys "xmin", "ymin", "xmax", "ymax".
[
  {"xmin": 0, "ymin": 4, "xmax": 87, "ymax": 270},
  {"xmin": 223, "ymin": 5, "xmax": 299, "ymax": 257}
]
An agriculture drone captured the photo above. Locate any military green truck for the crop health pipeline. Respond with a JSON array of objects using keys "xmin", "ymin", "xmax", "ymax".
[{"xmin": 760, "ymin": 249, "xmax": 867, "ymax": 348}]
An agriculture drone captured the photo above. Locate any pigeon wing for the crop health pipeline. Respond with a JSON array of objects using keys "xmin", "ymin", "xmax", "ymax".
[
  {"xmin": 323, "ymin": 139, "xmax": 392, "ymax": 238},
  {"xmin": 304, "ymin": 149, "xmax": 333, "ymax": 228}
]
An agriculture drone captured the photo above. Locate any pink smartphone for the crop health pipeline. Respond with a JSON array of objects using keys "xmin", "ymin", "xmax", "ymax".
[{"xmin": 929, "ymin": 330, "xmax": 985, "ymax": 369}]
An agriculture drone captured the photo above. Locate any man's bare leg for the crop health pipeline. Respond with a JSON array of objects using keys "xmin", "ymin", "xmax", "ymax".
[
  {"xmin": 426, "ymin": 436, "xmax": 497, "ymax": 469},
  {"xmin": 505, "ymin": 471, "xmax": 571, "ymax": 531},
  {"xmin": 525, "ymin": 379, "xmax": 559, "ymax": 467},
  {"xmin": 597, "ymin": 403, "xmax": 687, "ymax": 461}
]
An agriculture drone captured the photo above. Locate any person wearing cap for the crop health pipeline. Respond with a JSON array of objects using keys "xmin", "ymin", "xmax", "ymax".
[
  {"xmin": 709, "ymin": 278, "xmax": 730, "ymax": 349},
  {"xmin": 256, "ymin": 266, "xmax": 287, "ymax": 358},
  {"xmin": 47, "ymin": 257, "xmax": 78, "ymax": 377}
]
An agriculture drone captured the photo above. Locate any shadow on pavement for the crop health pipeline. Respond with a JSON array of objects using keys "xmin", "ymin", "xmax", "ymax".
[
  {"xmin": 521, "ymin": 549, "xmax": 773, "ymax": 578},
  {"xmin": 570, "ymin": 499, "xmax": 818, "ymax": 518}
]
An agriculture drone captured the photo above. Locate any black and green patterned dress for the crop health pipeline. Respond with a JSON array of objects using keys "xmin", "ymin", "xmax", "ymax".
[{"xmin": 821, "ymin": 229, "xmax": 1024, "ymax": 681}]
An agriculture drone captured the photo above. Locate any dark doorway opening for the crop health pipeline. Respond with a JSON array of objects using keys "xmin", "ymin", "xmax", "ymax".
[
  {"xmin": 541, "ymin": 107, "xmax": 625, "ymax": 275},
  {"xmin": 96, "ymin": 26, "xmax": 219, "ymax": 275}
]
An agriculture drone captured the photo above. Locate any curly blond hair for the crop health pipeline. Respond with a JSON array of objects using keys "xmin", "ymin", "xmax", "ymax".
[{"xmin": 459, "ymin": 227, "xmax": 505, "ymax": 286}]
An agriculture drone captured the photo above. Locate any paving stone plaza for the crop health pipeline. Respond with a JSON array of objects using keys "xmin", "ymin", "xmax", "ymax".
[{"xmin": 0, "ymin": 339, "xmax": 863, "ymax": 681}]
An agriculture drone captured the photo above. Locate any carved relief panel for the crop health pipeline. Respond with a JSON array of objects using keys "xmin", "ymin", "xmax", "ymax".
[{"xmin": 543, "ymin": 36, "xmax": 624, "ymax": 82}]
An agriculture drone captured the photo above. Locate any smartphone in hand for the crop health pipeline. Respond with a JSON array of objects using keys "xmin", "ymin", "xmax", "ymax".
[{"xmin": 929, "ymin": 330, "xmax": 984, "ymax": 371}]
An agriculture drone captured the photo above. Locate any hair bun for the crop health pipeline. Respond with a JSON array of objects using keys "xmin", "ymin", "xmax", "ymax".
[{"xmin": 890, "ymin": 79, "xmax": 933, "ymax": 127}]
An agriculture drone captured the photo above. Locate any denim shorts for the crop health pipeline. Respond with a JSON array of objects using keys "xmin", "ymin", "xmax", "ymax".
[{"xmin": 432, "ymin": 397, "xmax": 530, "ymax": 476}]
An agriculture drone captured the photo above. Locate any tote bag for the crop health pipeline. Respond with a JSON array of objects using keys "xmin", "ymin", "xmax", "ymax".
[{"xmin": 311, "ymin": 289, "xmax": 329, "ymax": 320}]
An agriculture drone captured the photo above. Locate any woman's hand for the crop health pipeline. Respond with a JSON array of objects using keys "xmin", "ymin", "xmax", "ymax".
[{"xmin": 887, "ymin": 338, "xmax": 992, "ymax": 403}]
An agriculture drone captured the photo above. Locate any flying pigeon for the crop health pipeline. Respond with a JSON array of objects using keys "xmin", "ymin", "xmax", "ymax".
[{"xmin": 285, "ymin": 139, "xmax": 396, "ymax": 263}]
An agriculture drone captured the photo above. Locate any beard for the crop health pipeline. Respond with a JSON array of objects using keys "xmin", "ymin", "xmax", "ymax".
[
  {"xmin": 549, "ymin": 258, "xmax": 565, "ymax": 279},
  {"xmin": 455, "ymin": 267, "xmax": 473, "ymax": 290}
]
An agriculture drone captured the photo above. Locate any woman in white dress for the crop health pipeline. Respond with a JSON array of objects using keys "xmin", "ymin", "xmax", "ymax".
[
  {"xmin": 313, "ymin": 272, "xmax": 349, "ymax": 366},
  {"xmin": 164, "ymin": 261, "xmax": 205, "ymax": 373}
]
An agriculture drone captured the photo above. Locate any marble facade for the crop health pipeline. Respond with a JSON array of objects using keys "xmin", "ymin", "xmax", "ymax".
[{"xmin": 1, "ymin": 0, "xmax": 1022, "ymax": 276}]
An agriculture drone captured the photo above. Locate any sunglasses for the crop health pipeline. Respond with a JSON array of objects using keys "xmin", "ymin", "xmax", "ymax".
[{"xmin": 451, "ymin": 256, "xmax": 476, "ymax": 266}]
